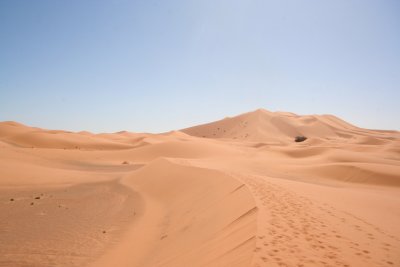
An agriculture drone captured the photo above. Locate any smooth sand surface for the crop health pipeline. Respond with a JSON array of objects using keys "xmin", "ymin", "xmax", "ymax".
[{"xmin": 0, "ymin": 109, "xmax": 399, "ymax": 267}]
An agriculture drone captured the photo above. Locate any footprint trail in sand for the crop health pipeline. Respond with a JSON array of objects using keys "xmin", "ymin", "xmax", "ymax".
[{"xmin": 232, "ymin": 174, "xmax": 399, "ymax": 267}]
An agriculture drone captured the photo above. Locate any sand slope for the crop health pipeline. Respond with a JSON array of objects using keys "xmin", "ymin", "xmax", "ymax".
[
  {"xmin": 0, "ymin": 109, "xmax": 399, "ymax": 267},
  {"xmin": 92, "ymin": 159, "xmax": 256, "ymax": 267},
  {"xmin": 0, "ymin": 181, "xmax": 137, "ymax": 267}
]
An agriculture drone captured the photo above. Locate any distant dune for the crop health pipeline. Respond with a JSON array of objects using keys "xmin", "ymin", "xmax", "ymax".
[
  {"xmin": 0, "ymin": 109, "xmax": 399, "ymax": 267},
  {"xmin": 182, "ymin": 108, "xmax": 399, "ymax": 144}
]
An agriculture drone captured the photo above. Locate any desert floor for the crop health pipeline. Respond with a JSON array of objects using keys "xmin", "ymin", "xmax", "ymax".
[{"xmin": 1, "ymin": 109, "xmax": 399, "ymax": 267}]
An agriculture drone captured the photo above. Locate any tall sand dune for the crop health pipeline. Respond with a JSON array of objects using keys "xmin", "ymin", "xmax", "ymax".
[{"xmin": 181, "ymin": 108, "xmax": 399, "ymax": 144}]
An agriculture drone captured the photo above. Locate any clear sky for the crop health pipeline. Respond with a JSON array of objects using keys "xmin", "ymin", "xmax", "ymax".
[{"xmin": 1, "ymin": 0, "xmax": 399, "ymax": 133}]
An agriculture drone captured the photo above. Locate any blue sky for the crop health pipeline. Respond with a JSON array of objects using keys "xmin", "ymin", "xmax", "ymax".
[{"xmin": 1, "ymin": 0, "xmax": 399, "ymax": 132}]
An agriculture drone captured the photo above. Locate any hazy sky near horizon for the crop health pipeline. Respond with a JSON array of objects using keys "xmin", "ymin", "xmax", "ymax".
[{"xmin": 1, "ymin": 0, "xmax": 399, "ymax": 133}]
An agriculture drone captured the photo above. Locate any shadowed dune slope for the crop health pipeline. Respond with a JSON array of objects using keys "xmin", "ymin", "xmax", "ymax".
[{"xmin": 92, "ymin": 159, "xmax": 257, "ymax": 267}]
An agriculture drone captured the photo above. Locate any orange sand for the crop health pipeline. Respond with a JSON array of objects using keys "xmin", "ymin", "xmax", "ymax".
[{"xmin": 0, "ymin": 109, "xmax": 399, "ymax": 267}]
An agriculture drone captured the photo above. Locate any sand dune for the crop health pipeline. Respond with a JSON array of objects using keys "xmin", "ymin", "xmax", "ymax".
[
  {"xmin": 0, "ymin": 109, "xmax": 399, "ymax": 266},
  {"xmin": 0, "ymin": 121, "xmax": 134, "ymax": 150},
  {"xmin": 181, "ymin": 109, "xmax": 398, "ymax": 145},
  {"xmin": 92, "ymin": 159, "xmax": 256, "ymax": 267},
  {"xmin": 181, "ymin": 109, "xmax": 348, "ymax": 142}
]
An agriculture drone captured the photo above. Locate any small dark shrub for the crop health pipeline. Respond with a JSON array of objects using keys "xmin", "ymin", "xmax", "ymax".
[
  {"xmin": 295, "ymin": 136, "xmax": 307, "ymax": 142},
  {"xmin": 122, "ymin": 161, "xmax": 129, "ymax": 165}
]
